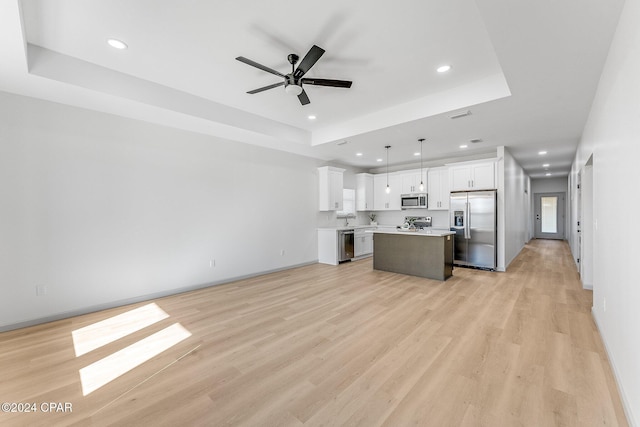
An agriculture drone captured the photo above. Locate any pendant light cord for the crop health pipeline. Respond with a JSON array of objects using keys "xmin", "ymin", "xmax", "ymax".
[
  {"xmin": 419, "ymin": 138, "xmax": 425, "ymax": 188},
  {"xmin": 385, "ymin": 145, "xmax": 391, "ymax": 192}
]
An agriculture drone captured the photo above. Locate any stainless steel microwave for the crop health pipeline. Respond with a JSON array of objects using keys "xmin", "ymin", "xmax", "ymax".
[{"xmin": 401, "ymin": 193, "xmax": 428, "ymax": 209}]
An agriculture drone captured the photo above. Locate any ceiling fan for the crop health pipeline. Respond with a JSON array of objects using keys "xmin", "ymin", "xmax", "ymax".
[{"xmin": 235, "ymin": 45, "xmax": 352, "ymax": 105}]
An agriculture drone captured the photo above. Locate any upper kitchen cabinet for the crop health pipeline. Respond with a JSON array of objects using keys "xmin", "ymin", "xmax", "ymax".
[
  {"xmin": 427, "ymin": 167, "xmax": 450, "ymax": 210},
  {"xmin": 318, "ymin": 166, "xmax": 345, "ymax": 211},
  {"xmin": 373, "ymin": 173, "xmax": 402, "ymax": 210},
  {"xmin": 356, "ymin": 173, "xmax": 374, "ymax": 211},
  {"xmin": 399, "ymin": 169, "xmax": 425, "ymax": 194},
  {"xmin": 449, "ymin": 161, "xmax": 496, "ymax": 191}
]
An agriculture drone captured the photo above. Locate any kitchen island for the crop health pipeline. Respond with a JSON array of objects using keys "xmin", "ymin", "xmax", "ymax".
[{"xmin": 370, "ymin": 229, "xmax": 455, "ymax": 281}]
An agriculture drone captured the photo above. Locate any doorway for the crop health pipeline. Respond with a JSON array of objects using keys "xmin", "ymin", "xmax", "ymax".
[
  {"xmin": 534, "ymin": 192, "xmax": 565, "ymax": 239},
  {"xmin": 580, "ymin": 159, "xmax": 594, "ymax": 289}
]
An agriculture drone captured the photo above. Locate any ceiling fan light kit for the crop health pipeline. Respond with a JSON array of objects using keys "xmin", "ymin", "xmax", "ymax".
[
  {"xmin": 284, "ymin": 82, "xmax": 303, "ymax": 96},
  {"xmin": 236, "ymin": 45, "xmax": 352, "ymax": 105}
]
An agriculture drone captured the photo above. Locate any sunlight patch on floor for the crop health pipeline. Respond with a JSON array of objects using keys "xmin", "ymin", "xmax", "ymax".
[
  {"xmin": 79, "ymin": 323, "xmax": 191, "ymax": 396},
  {"xmin": 72, "ymin": 303, "xmax": 170, "ymax": 357}
]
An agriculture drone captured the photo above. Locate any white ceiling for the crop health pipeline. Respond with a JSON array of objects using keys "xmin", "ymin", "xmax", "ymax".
[{"xmin": 0, "ymin": 0, "xmax": 625, "ymax": 178}]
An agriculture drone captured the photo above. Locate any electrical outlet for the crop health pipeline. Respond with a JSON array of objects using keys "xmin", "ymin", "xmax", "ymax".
[
  {"xmin": 209, "ymin": 259, "xmax": 216, "ymax": 268},
  {"xmin": 280, "ymin": 249, "xmax": 285, "ymax": 256}
]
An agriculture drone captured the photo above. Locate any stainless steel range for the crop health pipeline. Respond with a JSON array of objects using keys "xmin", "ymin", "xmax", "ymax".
[{"xmin": 398, "ymin": 216, "xmax": 432, "ymax": 230}]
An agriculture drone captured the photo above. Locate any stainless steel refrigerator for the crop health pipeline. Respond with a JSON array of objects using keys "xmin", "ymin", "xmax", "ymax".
[{"xmin": 450, "ymin": 190, "xmax": 497, "ymax": 270}]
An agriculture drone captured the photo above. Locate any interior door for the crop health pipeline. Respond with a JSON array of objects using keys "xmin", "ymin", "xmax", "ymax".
[{"xmin": 534, "ymin": 192, "xmax": 565, "ymax": 239}]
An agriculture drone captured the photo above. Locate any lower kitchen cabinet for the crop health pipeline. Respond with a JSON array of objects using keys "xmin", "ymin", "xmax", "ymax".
[
  {"xmin": 354, "ymin": 229, "xmax": 374, "ymax": 258},
  {"xmin": 319, "ymin": 227, "xmax": 374, "ymax": 265},
  {"xmin": 318, "ymin": 229, "xmax": 341, "ymax": 265}
]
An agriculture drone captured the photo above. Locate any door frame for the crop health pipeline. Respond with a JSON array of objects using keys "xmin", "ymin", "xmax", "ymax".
[
  {"xmin": 534, "ymin": 192, "xmax": 566, "ymax": 240},
  {"xmin": 580, "ymin": 161, "xmax": 594, "ymax": 289}
]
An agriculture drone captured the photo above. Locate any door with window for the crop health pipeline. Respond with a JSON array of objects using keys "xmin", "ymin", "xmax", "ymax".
[{"xmin": 534, "ymin": 192, "xmax": 565, "ymax": 239}]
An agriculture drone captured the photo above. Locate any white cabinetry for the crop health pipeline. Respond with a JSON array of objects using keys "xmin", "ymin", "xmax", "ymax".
[
  {"xmin": 400, "ymin": 170, "xmax": 425, "ymax": 194},
  {"xmin": 318, "ymin": 166, "xmax": 345, "ymax": 211},
  {"xmin": 356, "ymin": 173, "xmax": 374, "ymax": 211},
  {"xmin": 427, "ymin": 167, "xmax": 450, "ymax": 210},
  {"xmin": 318, "ymin": 229, "xmax": 339, "ymax": 265},
  {"xmin": 319, "ymin": 227, "xmax": 374, "ymax": 264},
  {"xmin": 354, "ymin": 228, "xmax": 374, "ymax": 258},
  {"xmin": 449, "ymin": 162, "xmax": 495, "ymax": 191},
  {"xmin": 373, "ymin": 173, "xmax": 402, "ymax": 210}
]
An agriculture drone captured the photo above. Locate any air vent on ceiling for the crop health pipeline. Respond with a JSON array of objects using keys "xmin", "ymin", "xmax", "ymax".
[
  {"xmin": 336, "ymin": 140, "xmax": 348, "ymax": 146},
  {"xmin": 470, "ymin": 138, "xmax": 483, "ymax": 143},
  {"xmin": 449, "ymin": 110, "xmax": 472, "ymax": 119}
]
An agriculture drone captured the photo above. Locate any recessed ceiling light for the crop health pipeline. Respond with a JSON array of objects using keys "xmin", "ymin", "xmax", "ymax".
[
  {"xmin": 107, "ymin": 38, "xmax": 128, "ymax": 50},
  {"xmin": 545, "ymin": 173, "xmax": 552, "ymax": 176},
  {"xmin": 376, "ymin": 158, "xmax": 383, "ymax": 162},
  {"xmin": 460, "ymin": 144, "xmax": 468, "ymax": 149},
  {"xmin": 538, "ymin": 151, "xmax": 547, "ymax": 155},
  {"xmin": 437, "ymin": 65, "xmax": 451, "ymax": 73},
  {"xmin": 542, "ymin": 163, "xmax": 550, "ymax": 167},
  {"xmin": 414, "ymin": 152, "xmax": 420, "ymax": 156},
  {"xmin": 308, "ymin": 115, "xmax": 316, "ymax": 120},
  {"xmin": 356, "ymin": 152, "xmax": 363, "ymax": 156}
]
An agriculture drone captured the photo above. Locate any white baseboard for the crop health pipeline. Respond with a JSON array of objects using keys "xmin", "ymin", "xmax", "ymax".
[
  {"xmin": 0, "ymin": 260, "xmax": 318, "ymax": 333},
  {"xmin": 592, "ymin": 309, "xmax": 637, "ymax": 427}
]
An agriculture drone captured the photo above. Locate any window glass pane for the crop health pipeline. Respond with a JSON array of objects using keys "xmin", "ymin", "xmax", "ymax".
[
  {"xmin": 541, "ymin": 196, "xmax": 557, "ymax": 233},
  {"xmin": 337, "ymin": 189, "xmax": 355, "ymax": 217}
]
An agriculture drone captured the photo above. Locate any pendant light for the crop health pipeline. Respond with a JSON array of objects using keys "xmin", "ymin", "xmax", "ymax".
[
  {"xmin": 385, "ymin": 145, "xmax": 391, "ymax": 194},
  {"xmin": 418, "ymin": 138, "xmax": 425, "ymax": 191}
]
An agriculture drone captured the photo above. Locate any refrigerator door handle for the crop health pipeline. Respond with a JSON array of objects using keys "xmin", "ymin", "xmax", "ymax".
[{"xmin": 465, "ymin": 202, "xmax": 471, "ymax": 239}]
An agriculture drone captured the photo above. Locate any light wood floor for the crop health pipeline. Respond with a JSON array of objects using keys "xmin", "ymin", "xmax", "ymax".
[{"xmin": 0, "ymin": 239, "xmax": 629, "ymax": 426}]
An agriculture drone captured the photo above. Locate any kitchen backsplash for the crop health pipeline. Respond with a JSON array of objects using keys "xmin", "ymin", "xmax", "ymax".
[
  {"xmin": 317, "ymin": 209, "xmax": 450, "ymax": 228},
  {"xmin": 373, "ymin": 210, "xmax": 450, "ymax": 228},
  {"xmin": 317, "ymin": 211, "xmax": 371, "ymax": 228}
]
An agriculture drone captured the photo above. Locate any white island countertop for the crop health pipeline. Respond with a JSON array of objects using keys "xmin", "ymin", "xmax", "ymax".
[
  {"xmin": 369, "ymin": 228, "xmax": 455, "ymax": 237},
  {"xmin": 317, "ymin": 225, "xmax": 379, "ymax": 231}
]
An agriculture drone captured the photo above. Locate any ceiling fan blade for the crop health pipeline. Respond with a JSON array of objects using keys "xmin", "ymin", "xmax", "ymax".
[
  {"xmin": 247, "ymin": 81, "xmax": 285, "ymax": 94},
  {"xmin": 293, "ymin": 45, "xmax": 325, "ymax": 79},
  {"xmin": 236, "ymin": 56, "xmax": 285, "ymax": 78},
  {"xmin": 301, "ymin": 78, "xmax": 352, "ymax": 88},
  {"xmin": 298, "ymin": 89, "xmax": 310, "ymax": 105}
]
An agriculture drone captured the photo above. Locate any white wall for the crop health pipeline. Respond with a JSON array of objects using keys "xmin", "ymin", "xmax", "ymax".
[
  {"xmin": 500, "ymin": 147, "xmax": 531, "ymax": 270},
  {"xmin": 530, "ymin": 177, "xmax": 567, "ymax": 193},
  {"xmin": 570, "ymin": 0, "xmax": 640, "ymax": 423},
  {"xmin": 0, "ymin": 91, "xmax": 357, "ymax": 330}
]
